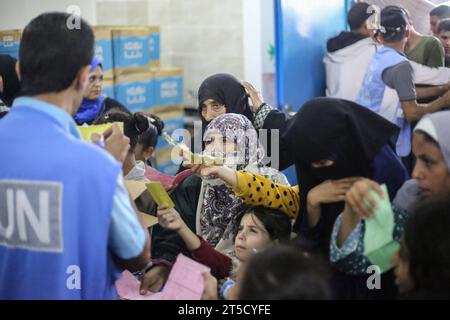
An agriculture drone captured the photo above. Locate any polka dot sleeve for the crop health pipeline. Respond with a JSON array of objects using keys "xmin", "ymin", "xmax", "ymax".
[{"xmin": 229, "ymin": 170, "xmax": 300, "ymax": 219}]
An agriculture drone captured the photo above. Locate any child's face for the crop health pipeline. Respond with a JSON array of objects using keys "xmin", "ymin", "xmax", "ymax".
[{"xmin": 234, "ymin": 214, "xmax": 272, "ymax": 262}]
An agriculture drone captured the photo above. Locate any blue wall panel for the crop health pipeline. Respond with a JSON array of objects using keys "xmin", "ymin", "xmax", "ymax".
[{"xmin": 274, "ymin": 0, "xmax": 352, "ymax": 184}]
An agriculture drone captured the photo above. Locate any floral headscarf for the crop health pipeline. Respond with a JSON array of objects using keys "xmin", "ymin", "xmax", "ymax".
[{"xmin": 200, "ymin": 113, "xmax": 288, "ymax": 248}]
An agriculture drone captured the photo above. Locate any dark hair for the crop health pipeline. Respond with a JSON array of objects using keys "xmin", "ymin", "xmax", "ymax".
[
  {"xmin": 94, "ymin": 111, "xmax": 150, "ymax": 152},
  {"xmin": 438, "ymin": 18, "xmax": 450, "ymax": 33},
  {"xmin": 402, "ymin": 197, "xmax": 450, "ymax": 299},
  {"xmin": 234, "ymin": 206, "xmax": 292, "ymax": 243},
  {"xmin": 378, "ymin": 6, "xmax": 408, "ymax": 43},
  {"xmin": 137, "ymin": 114, "xmax": 164, "ymax": 149},
  {"xmin": 19, "ymin": 12, "xmax": 94, "ymax": 96},
  {"xmin": 348, "ymin": 2, "xmax": 372, "ymax": 30},
  {"xmin": 238, "ymin": 245, "xmax": 331, "ymax": 300},
  {"xmin": 430, "ymin": 5, "xmax": 450, "ymax": 19},
  {"xmin": 100, "ymin": 98, "xmax": 132, "ymax": 116}
]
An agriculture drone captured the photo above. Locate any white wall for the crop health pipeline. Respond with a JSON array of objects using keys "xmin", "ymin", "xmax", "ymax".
[
  {"xmin": 242, "ymin": 0, "xmax": 276, "ymax": 107},
  {"xmin": 0, "ymin": 0, "xmax": 97, "ymax": 29},
  {"xmin": 144, "ymin": 0, "xmax": 244, "ymax": 107},
  {"xmin": 0, "ymin": 0, "xmax": 261, "ymax": 107}
]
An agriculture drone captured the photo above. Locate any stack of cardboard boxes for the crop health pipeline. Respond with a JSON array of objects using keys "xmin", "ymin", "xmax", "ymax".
[
  {"xmin": 92, "ymin": 25, "xmax": 185, "ymax": 176},
  {"xmin": 1, "ymin": 25, "xmax": 185, "ymax": 176}
]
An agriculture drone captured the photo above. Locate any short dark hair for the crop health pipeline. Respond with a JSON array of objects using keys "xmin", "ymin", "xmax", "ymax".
[
  {"xmin": 234, "ymin": 206, "xmax": 292, "ymax": 243},
  {"xmin": 19, "ymin": 12, "xmax": 94, "ymax": 96},
  {"xmin": 438, "ymin": 18, "xmax": 450, "ymax": 33},
  {"xmin": 348, "ymin": 2, "xmax": 373, "ymax": 30},
  {"xmin": 94, "ymin": 111, "xmax": 150, "ymax": 152},
  {"xmin": 379, "ymin": 6, "xmax": 408, "ymax": 43},
  {"xmin": 430, "ymin": 5, "xmax": 450, "ymax": 18},
  {"xmin": 238, "ymin": 245, "xmax": 331, "ymax": 300},
  {"xmin": 402, "ymin": 197, "xmax": 450, "ymax": 299}
]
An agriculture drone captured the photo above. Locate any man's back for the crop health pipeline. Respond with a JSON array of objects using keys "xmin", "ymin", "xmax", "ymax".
[
  {"xmin": 0, "ymin": 103, "xmax": 122, "ymax": 299},
  {"xmin": 324, "ymin": 35, "xmax": 379, "ymax": 100}
]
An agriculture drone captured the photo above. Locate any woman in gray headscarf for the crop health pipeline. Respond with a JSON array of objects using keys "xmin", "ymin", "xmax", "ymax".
[{"xmin": 328, "ymin": 110, "xmax": 450, "ymax": 297}]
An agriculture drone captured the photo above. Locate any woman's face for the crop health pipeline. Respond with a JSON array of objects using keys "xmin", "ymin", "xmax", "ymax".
[
  {"xmin": 412, "ymin": 132, "xmax": 450, "ymax": 198},
  {"xmin": 201, "ymin": 99, "xmax": 226, "ymax": 122},
  {"xmin": 84, "ymin": 66, "xmax": 104, "ymax": 100},
  {"xmin": 234, "ymin": 214, "xmax": 272, "ymax": 262},
  {"xmin": 204, "ymin": 132, "xmax": 236, "ymax": 155},
  {"xmin": 390, "ymin": 237, "xmax": 414, "ymax": 294}
]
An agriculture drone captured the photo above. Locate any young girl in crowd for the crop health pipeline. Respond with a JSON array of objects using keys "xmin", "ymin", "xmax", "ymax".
[
  {"xmin": 134, "ymin": 114, "xmax": 164, "ymax": 168},
  {"xmin": 157, "ymin": 205, "xmax": 291, "ymax": 298},
  {"xmin": 94, "ymin": 111, "xmax": 154, "ymax": 181}
]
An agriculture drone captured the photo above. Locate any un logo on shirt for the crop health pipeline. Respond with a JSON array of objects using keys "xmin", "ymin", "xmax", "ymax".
[{"xmin": 0, "ymin": 180, "xmax": 63, "ymax": 252}]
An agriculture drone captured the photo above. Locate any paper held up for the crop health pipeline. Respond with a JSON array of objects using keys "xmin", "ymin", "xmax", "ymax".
[
  {"xmin": 146, "ymin": 181, "xmax": 175, "ymax": 208},
  {"xmin": 162, "ymin": 132, "xmax": 226, "ymax": 165},
  {"xmin": 115, "ymin": 254, "xmax": 210, "ymax": 300},
  {"xmin": 77, "ymin": 122, "xmax": 124, "ymax": 142}
]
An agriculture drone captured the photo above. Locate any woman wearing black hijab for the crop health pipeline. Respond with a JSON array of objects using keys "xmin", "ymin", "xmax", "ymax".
[
  {"xmin": 282, "ymin": 97, "xmax": 409, "ymax": 299},
  {"xmin": 189, "ymin": 73, "xmax": 253, "ymax": 155},
  {"xmin": 186, "ymin": 73, "xmax": 293, "ymax": 170},
  {"xmin": 198, "ymin": 73, "xmax": 253, "ymax": 124},
  {"xmin": 283, "ymin": 97, "xmax": 409, "ymax": 255},
  {"xmin": 0, "ymin": 55, "xmax": 21, "ymax": 118}
]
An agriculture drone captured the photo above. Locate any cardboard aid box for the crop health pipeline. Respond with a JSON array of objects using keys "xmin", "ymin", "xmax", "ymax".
[
  {"xmin": 112, "ymin": 26, "xmax": 151, "ymax": 76},
  {"xmin": 0, "ymin": 29, "xmax": 21, "ymax": 59},
  {"xmin": 93, "ymin": 26, "xmax": 114, "ymax": 79},
  {"xmin": 152, "ymin": 67, "xmax": 183, "ymax": 107},
  {"xmin": 114, "ymin": 72, "xmax": 154, "ymax": 112},
  {"xmin": 146, "ymin": 105, "xmax": 185, "ymax": 150}
]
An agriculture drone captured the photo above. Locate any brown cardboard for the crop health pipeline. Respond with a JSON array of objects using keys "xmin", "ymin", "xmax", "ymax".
[
  {"xmin": 139, "ymin": 212, "xmax": 159, "ymax": 228},
  {"xmin": 124, "ymin": 180, "xmax": 147, "ymax": 200}
]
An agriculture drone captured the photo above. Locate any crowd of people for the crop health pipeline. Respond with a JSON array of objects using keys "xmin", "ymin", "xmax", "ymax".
[{"xmin": 1, "ymin": 2, "xmax": 450, "ymax": 300}]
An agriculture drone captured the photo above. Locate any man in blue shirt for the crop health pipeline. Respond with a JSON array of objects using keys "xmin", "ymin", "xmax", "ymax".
[{"xmin": 0, "ymin": 12, "xmax": 150, "ymax": 299}]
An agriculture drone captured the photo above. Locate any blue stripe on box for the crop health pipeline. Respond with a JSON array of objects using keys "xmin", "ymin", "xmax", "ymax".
[
  {"xmin": 114, "ymin": 79, "xmax": 154, "ymax": 111},
  {"xmin": 113, "ymin": 35, "xmax": 151, "ymax": 69},
  {"xmin": 154, "ymin": 76, "xmax": 183, "ymax": 106}
]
